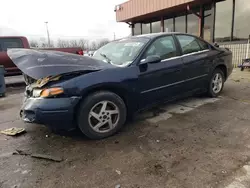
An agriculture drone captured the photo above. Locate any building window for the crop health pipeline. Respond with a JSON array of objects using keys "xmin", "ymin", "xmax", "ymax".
[
  {"xmin": 215, "ymin": 0, "xmax": 233, "ymax": 42},
  {"xmin": 142, "ymin": 23, "xmax": 151, "ymax": 34},
  {"xmin": 203, "ymin": 5, "xmax": 213, "ymax": 42},
  {"xmin": 164, "ymin": 18, "xmax": 174, "ymax": 32},
  {"xmin": 175, "ymin": 15, "xmax": 186, "ymax": 33},
  {"xmin": 233, "ymin": 0, "xmax": 250, "ymax": 41},
  {"xmin": 152, "ymin": 21, "xmax": 161, "ymax": 33},
  {"xmin": 134, "ymin": 23, "xmax": 141, "ymax": 36},
  {"xmin": 187, "ymin": 13, "xmax": 199, "ymax": 36}
]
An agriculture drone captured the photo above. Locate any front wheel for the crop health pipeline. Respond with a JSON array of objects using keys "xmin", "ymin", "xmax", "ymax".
[
  {"xmin": 77, "ymin": 91, "xmax": 127, "ymax": 139},
  {"xmin": 207, "ymin": 69, "xmax": 225, "ymax": 97}
]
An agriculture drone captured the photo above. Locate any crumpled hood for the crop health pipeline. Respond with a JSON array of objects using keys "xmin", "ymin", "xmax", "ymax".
[{"xmin": 7, "ymin": 48, "xmax": 115, "ymax": 80}]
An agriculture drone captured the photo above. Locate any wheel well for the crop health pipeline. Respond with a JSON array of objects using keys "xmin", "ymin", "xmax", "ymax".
[
  {"xmin": 73, "ymin": 86, "xmax": 130, "ymax": 124},
  {"xmin": 216, "ymin": 64, "xmax": 227, "ymax": 79},
  {"xmin": 83, "ymin": 86, "xmax": 129, "ymax": 108}
]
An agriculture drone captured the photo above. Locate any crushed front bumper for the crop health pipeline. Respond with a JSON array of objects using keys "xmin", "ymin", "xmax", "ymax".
[{"xmin": 20, "ymin": 96, "xmax": 81, "ymax": 130}]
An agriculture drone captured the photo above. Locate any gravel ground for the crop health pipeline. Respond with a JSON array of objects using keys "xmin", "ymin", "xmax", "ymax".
[{"xmin": 1, "ymin": 69, "xmax": 250, "ymax": 188}]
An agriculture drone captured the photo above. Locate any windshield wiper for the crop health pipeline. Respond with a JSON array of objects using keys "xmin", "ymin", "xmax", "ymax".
[{"xmin": 100, "ymin": 53, "xmax": 112, "ymax": 64}]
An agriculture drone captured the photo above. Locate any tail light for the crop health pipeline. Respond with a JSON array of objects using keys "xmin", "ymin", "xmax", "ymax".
[{"xmin": 77, "ymin": 50, "xmax": 84, "ymax": 55}]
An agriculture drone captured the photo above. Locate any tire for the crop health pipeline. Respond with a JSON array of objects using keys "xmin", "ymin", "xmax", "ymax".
[
  {"xmin": 77, "ymin": 91, "xmax": 127, "ymax": 139},
  {"xmin": 241, "ymin": 67, "xmax": 244, "ymax": 71},
  {"xmin": 207, "ymin": 68, "xmax": 225, "ymax": 97}
]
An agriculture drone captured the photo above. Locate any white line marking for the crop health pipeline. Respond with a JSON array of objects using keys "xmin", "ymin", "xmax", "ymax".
[
  {"xmin": 145, "ymin": 97, "xmax": 220, "ymax": 123},
  {"xmin": 178, "ymin": 98, "xmax": 219, "ymax": 108},
  {"xmin": 162, "ymin": 104, "xmax": 194, "ymax": 114}
]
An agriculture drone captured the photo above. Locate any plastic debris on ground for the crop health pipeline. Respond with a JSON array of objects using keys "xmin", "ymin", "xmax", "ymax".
[
  {"xmin": 115, "ymin": 170, "xmax": 121, "ymax": 175},
  {"xmin": 0, "ymin": 127, "xmax": 26, "ymax": 136}
]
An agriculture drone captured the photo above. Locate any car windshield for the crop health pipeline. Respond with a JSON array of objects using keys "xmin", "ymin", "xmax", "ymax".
[{"xmin": 93, "ymin": 38, "xmax": 148, "ymax": 67}]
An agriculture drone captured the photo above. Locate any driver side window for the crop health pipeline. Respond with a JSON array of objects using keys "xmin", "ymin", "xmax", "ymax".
[{"xmin": 143, "ymin": 36, "xmax": 177, "ymax": 60}]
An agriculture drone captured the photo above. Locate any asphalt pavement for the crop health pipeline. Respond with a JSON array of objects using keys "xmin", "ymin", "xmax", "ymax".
[{"xmin": 1, "ymin": 69, "xmax": 250, "ymax": 188}]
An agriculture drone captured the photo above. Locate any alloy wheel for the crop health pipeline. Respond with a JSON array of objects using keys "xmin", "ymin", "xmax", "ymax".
[
  {"xmin": 88, "ymin": 100, "xmax": 120, "ymax": 133},
  {"xmin": 212, "ymin": 73, "xmax": 223, "ymax": 94}
]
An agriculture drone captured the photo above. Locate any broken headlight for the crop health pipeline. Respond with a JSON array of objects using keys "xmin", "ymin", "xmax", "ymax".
[{"xmin": 32, "ymin": 87, "xmax": 64, "ymax": 98}]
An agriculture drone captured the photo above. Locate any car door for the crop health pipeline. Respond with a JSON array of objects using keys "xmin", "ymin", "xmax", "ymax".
[
  {"xmin": 137, "ymin": 35, "xmax": 185, "ymax": 108},
  {"xmin": 175, "ymin": 34, "xmax": 211, "ymax": 92}
]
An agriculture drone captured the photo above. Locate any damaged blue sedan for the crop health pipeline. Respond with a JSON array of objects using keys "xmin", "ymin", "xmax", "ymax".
[{"xmin": 8, "ymin": 33, "xmax": 233, "ymax": 139}]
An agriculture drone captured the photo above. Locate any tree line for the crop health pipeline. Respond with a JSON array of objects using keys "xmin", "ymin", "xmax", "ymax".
[{"xmin": 29, "ymin": 38, "xmax": 110, "ymax": 50}]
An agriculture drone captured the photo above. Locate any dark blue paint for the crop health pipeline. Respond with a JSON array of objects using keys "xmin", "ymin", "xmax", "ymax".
[
  {"xmin": 20, "ymin": 33, "xmax": 233, "ymax": 129},
  {"xmin": 21, "ymin": 96, "xmax": 81, "ymax": 130}
]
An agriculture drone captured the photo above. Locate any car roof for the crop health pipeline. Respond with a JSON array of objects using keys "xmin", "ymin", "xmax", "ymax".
[
  {"xmin": 114, "ymin": 32, "xmax": 212, "ymax": 46},
  {"xmin": 117, "ymin": 32, "xmax": 187, "ymax": 41},
  {"xmin": 132, "ymin": 32, "xmax": 180, "ymax": 39}
]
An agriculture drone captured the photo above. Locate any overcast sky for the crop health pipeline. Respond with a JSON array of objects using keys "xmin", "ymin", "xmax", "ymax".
[{"xmin": 0, "ymin": 0, "xmax": 129, "ymax": 41}]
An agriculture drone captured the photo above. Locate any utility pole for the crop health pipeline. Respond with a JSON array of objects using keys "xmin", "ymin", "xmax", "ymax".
[{"xmin": 44, "ymin": 22, "xmax": 51, "ymax": 47}]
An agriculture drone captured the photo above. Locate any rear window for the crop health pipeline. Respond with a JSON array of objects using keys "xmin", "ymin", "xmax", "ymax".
[{"xmin": 0, "ymin": 38, "xmax": 23, "ymax": 52}]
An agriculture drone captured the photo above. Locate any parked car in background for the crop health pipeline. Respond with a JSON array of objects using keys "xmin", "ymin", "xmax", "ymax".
[
  {"xmin": 88, "ymin": 51, "xmax": 95, "ymax": 56},
  {"xmin": 0, "ymin": 36, "xmax": 30, "ymax": 76},
  {"xmin": 8, "ymin": 33, "xmax": 233, "ymax": 139},
  {"xmin": 38, "ymin": 47, "xmax": 84, "ymax": 55},
  {"xmin": 0, "ymin": 36, "xmax": 84, "ymax": 76},
  {"xmin": 83, "ymin": 51, "xmax": 89, "ymax": 56}
]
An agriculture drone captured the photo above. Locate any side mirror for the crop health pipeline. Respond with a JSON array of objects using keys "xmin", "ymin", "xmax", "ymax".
[{"xmin": 140, "ymin": 55, "xmax": 161, "ymax": 65}]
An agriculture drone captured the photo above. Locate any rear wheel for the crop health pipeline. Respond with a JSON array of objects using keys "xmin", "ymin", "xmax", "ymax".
[
  {"xmin": 207, "ymin": 69, "xmax": 225, "ymax": 97},
  {"xmin": 77, "ymin": 91, "xmax": 127, "ymax": 139}
]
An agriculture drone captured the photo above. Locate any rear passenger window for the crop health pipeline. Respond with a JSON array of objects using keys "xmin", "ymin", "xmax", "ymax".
[
  {"xmin": 198, "ymin": 39, "xmax": 210, "ymax": 50},
  {"xmin": 176, "ymin": 35, "xmax": 201, "ymax": 55},
  {"xmin": 0, "ymin": 38, "xmax": 23, "ymax": 52},
  {"xmin": 143, "ymin": 36, "xmax": 177, "ymax": 60}
]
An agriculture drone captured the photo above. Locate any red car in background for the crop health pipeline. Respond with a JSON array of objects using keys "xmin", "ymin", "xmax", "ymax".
[
  {"xmin": 0, "ymin": 36, "xmax": 84, "ymax": 76},
  {"xmin": 41, "ymin": 47, "xmax": 84, "ymax": 55}
]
